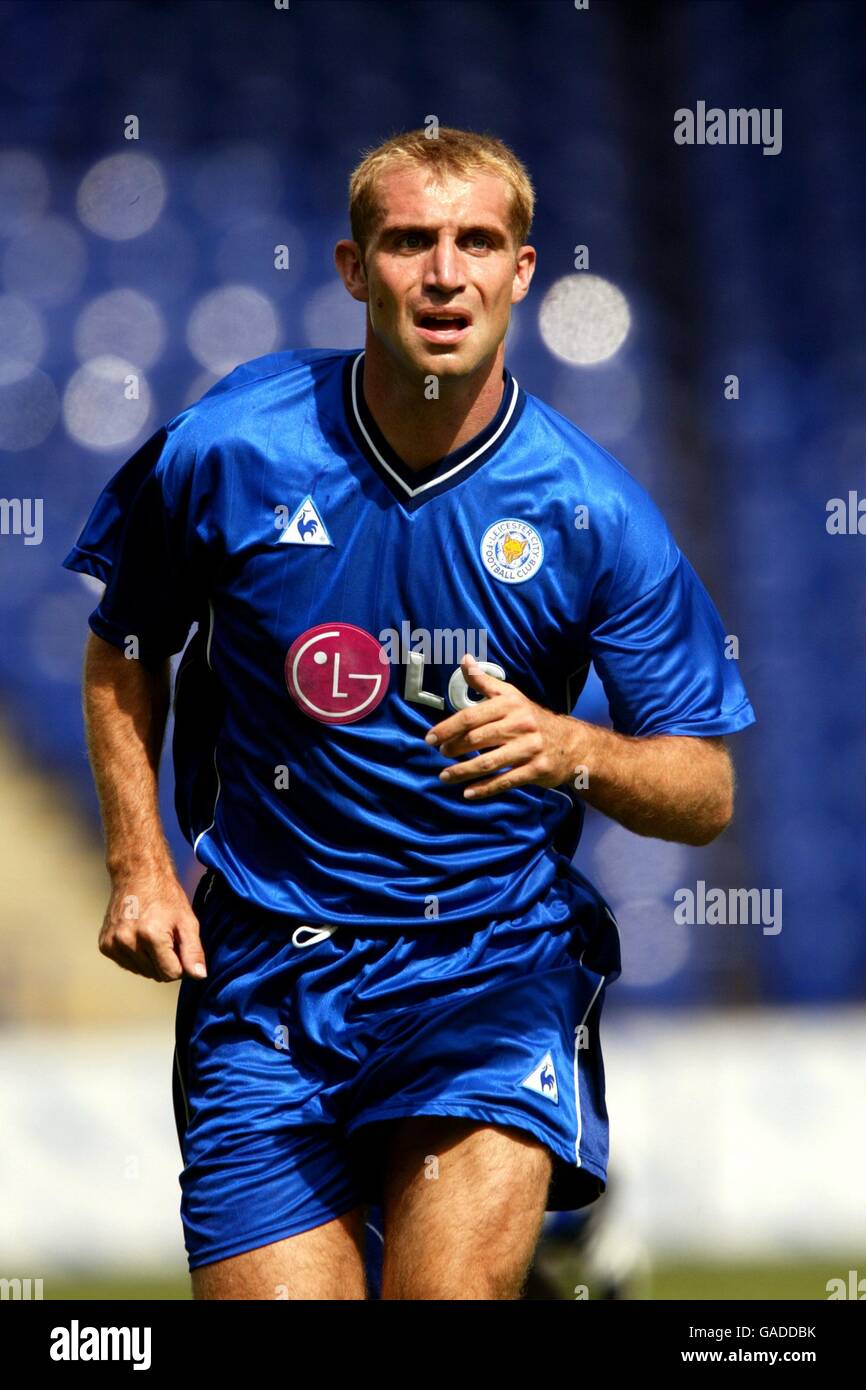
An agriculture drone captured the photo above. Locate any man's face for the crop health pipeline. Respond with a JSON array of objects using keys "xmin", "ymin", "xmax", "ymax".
[{"xmin": 355, "ymin": 165, "xmax": 535, "ymax": 380}]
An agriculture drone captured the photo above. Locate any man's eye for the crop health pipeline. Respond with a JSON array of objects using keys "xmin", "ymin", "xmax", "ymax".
[{"xmin": 395, "ymin": 233, "xmax": 491, "ymax": 250}]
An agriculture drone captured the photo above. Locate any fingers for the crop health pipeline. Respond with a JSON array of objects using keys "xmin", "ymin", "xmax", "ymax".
[
  {"xmin": 424, "ymin": 655, "xmax": 515, "ymax": 748},
  {"xmin": 105, "ymin": 936, "xmax": 163, "ymax": 982},
  {"xmin": 140, "ymin": 934, "xmax": 185, "ymax": 983},
  {"xmin": 435, "ymin": 718, "xmax": 562, "ymax": 799},
  {"xmin": 100, "ymin": 925, "xmax": 182, "ymax": 982},
  {"xmin": 427, "ymin": 668, "xmax": 566, "ymax": 799},
  {"xmin": 175, "ymin": 917, "xmax": 208, "ymax": 980},
  {"xmin": 99, "ymin": 892, "xmax": 205, "ymax": 983},
  {"xmin": 451, "ymin": 769, "xmax": 529, "ymax": 800},
  {"xmin": 458, "ymin": 742, "xmax": 562, "ymax": 798},
  {"xmin": 439, "ymin": 739, "xmax": 528, "ymax": 783},
  {"xmin": 461, "ymin": 660, "xmax": 510, "ymax": 697},
  {"xmin": 426, "ymin": 699, "xmax": 505, "ymax": 750},
  {"xmin": 435, "ymin": 707, "xmax": 543, "ymax": 767},
  {"xmin": 438, "ymin": 738, "xmax": 533, "ymax": 793},
  {"xmin": 436, "ymin": 717, "xmax": 512, "ymax": 759}
]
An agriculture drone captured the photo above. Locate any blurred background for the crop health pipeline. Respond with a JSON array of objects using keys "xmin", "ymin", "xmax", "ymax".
[{"xmin": 0, "ymin": 0, "xmax": 864, "ymax": 1299}]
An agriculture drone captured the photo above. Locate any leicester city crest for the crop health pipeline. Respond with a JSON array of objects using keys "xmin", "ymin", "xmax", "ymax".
[{"xmin": 480, "ymin": 518, "xmax": 544, "ymax": 584}]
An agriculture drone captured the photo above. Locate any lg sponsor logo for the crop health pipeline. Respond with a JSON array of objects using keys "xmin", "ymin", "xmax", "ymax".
[{"xmin": 284, "ymin": 620, "xmax": 505, "ymax": 726}]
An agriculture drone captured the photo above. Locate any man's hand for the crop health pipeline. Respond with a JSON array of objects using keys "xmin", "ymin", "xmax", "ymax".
[
  {"xmin": 424, "ymin": 653, "xmax": 734, "ymax": 844},
  {"xmin": 82, "ymin": 634, "xmax": 208, "ymax": 982},
  {"xmin": 425, "ymin": 654, "xmax": 578, "ymax": 799},
  {"xmin": 99, "ymin": 867, "xmax": 207, "ymax": 982}
]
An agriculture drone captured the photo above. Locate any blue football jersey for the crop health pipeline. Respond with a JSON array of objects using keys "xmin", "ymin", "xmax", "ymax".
[{"xmin": 63, "ymin": 347, "xmax": 755, "ymax": 928}]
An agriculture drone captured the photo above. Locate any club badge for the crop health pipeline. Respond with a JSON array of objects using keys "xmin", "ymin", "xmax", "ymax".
[{"xmin": 480, "ymin": 518, "xmax": 544, "ymax": 584}]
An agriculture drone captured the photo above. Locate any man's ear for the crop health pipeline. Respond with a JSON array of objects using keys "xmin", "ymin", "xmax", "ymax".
[{"xmin": 334, "ymin": 240, "xmax": 369, "ymax": 303}]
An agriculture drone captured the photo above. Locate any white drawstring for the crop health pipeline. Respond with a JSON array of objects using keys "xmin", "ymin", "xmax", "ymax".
[{"xmin": 291, "ymin": 924, "xmax": 338, "ymax": 949}]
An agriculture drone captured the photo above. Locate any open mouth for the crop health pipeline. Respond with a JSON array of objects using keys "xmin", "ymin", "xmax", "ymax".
[{"xmin": 415, "ymin": 314, "xmax": 472, "ymax": 341}]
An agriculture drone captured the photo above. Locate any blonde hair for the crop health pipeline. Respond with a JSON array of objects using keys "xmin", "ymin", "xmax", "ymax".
[{"xmin": 348, "ymin": 125, "xmax": 535, "ymax": 261}]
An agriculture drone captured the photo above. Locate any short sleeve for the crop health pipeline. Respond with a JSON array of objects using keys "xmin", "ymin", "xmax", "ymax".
[
  {"xmin": 587, "ymin": 496, "xmax": 756, "ymax": 738},
  {"xmin": 62, "ymin": 425, "xmax": 203, "ymax": 665}
]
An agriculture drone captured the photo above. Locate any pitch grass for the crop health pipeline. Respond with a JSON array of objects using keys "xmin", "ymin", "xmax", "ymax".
[
  {"xmin": 39, "ymin": 1260, "xmax": 847, "ymax": 1301},
  {"xmin": 649, "ymin": 1262, "xmax": 843, "ymax": 1301}
]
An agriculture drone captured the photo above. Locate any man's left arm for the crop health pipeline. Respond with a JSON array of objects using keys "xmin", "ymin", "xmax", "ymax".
[{"xmin": 426, "ymin": 655, "xmax": 733, "ymax": 847}]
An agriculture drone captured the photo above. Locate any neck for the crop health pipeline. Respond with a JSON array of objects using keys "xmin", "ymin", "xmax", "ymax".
[{"xmin": 360, "ymin": 337, "xmax": 506, "ymax": 472}]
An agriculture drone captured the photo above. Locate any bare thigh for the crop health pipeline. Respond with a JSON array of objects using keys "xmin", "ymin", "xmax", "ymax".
[
  {"xmin": 191, "ymin": 1207, "xmax": 367, "ymax": 1300},
  {"xmin": 380, "ymin": 1117, "xmax": 553, "ymax": 1300}
]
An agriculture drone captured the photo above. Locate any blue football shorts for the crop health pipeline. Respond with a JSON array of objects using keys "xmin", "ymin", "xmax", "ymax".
[{"xmin": 172, "ymin": 858, "xmax": 622, "ymax": 1271}]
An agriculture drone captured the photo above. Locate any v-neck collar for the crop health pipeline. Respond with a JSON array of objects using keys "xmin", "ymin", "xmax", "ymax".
[{"xmin": 342, "ymin": 349, "xmax": 526, "ymax": 511}]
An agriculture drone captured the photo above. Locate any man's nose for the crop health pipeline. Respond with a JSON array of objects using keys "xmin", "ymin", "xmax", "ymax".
[{"xmin": 424, "ymin": 237, "xmax": 465, "ymax": 292}]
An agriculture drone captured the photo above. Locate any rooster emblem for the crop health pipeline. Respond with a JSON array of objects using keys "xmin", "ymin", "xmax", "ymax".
[{"xmin": 297, "ymin": 512, "xmax": 319, "ymax": 541}]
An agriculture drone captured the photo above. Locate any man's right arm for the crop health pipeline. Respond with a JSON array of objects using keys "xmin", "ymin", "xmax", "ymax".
[{"xmin": 83, "ymin": 631, "xmax": 207, "ymax": 982}]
